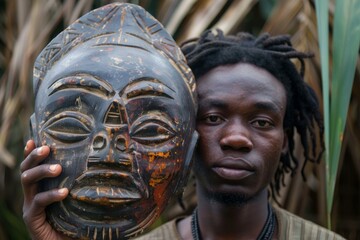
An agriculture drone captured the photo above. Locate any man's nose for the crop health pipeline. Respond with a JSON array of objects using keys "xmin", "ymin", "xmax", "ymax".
[{"xmin": 219, "ymin": 119, "xmax": 253, "ymax": 152}]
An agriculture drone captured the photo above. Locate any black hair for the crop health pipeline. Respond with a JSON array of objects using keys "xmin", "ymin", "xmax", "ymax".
[{"xmin": 181, "ymin": 29, "xmax": 324, "ymax": 198}]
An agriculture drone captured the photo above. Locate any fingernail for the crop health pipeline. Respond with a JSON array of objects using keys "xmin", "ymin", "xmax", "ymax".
[
  {"xmin": 58, "ymin": 188, "xmax": 67, "ymax": 194},
  {"xmin": 37, "ymin": 146, "xmax": 44, "ymax": 154},
  {"xmin": 24, "ymin": 140, "xmax": 31, "ymax": 151},
  {"xmin": 49, "ymin": 164, "xmax": 57, "ymax": 172}
]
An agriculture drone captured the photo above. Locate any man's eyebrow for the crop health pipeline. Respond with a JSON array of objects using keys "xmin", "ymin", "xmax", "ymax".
[
  {"xmin": 48, "ymin": 74, "xmax": 115, "ymax": 97},
  {"xmin": 198, "ymin": 99, "xmax": 228, "ymax": 110},
  {"xmin": 198, "ymin": 99, "xmax": 283, "ymax": 113},
  {"xmin": 254, "ymin": 101, "xmax": 283, "ymax": 113},
  {"xmin": 122, "ymin": 78, "xmax": 176, "ymax": 100}
]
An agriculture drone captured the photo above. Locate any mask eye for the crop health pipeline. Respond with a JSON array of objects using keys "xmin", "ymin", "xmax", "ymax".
[
  {"xmin": 43, "ymin": 112, "xmax": 92, "ymax": 143},
  {"xmin": 131, "ymin": 120, "xmax": 175, "ymax": 145}
]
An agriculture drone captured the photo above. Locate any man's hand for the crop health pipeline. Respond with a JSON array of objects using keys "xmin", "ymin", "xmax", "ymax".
[{"xmin": 20, "ymin": 140, "xmax": 71, "ymax": 240}]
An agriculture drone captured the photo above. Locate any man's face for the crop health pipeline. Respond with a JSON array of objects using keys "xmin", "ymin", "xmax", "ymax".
[
  {"xmin": 32, "ymin": 42, "xmax": 196, "ymax": 238},
  {"xmin": 195, "ymin": 63, "xmax": 287, "ymax": 204}
]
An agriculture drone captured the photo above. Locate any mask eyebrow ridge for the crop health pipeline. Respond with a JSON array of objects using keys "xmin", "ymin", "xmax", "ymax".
[
  {"xmin": 122, "ymin": 78, "xmax": 175, "ymax": 100},
  {"xmin": 48, "ymin": 73, "xmax": 115, "ymax": 97}
]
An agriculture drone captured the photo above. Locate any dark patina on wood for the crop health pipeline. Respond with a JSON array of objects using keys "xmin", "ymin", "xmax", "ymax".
[{"xmin": 30, "ymin": 3, "xmax": 197, "ymax": 239}]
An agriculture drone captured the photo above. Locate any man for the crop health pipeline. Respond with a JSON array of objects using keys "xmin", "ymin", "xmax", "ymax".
[{"xmin": 135, "ymin": 30, "xmax": 346, "ymax": 239}]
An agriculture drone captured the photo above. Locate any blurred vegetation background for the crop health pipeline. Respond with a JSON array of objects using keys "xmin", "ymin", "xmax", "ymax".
[{"xmin": 0, "ymin": 0, "xmax": 359, "ymax": 239}]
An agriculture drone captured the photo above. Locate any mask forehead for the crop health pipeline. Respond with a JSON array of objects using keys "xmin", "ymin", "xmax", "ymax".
[
  {"xmin": 39, "ymin": 43, "xmax": 186, "ymax": 96},
  {"xmin": 33, "ymin": 3, "xmax": 196, "ymax": 105}
]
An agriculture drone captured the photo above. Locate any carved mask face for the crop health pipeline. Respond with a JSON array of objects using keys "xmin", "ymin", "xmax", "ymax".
[{"xmin": 30, "ymin": 3, "xmax": 197, "ymax": 239}]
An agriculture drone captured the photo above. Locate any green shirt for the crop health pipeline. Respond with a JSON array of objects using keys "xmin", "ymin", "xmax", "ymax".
[{"xmin": 134, "ymin": 207, "xmax": 346, "ymax": 240}]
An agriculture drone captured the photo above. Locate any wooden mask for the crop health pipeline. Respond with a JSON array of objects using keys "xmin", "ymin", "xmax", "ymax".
[{"xmin": 30, "ymin": 3, "xmax": 197, "ymax": 239}]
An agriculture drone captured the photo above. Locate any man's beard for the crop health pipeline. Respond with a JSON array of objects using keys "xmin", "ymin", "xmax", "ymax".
[
  {"xmin": 193, "ymin": 153, "xmax": 257, "ymax": 206},
  {"xmin": 203, "ymin": 187, "xmax": 254, "ymax": 207}
]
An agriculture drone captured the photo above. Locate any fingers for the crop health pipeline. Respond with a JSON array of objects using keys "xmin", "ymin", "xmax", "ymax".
[
  {"xmin": 20, "ymin": 142, "xmax": 65, "ymax": 207},
  {"xmin": 21, "ymin": 164, "xmax": 62, "ymax": 187},
  {"xmin": 25, "ymin": 188, "xmax": 69, "ymax": 218},
  {"xmin": 21, "ymin": 164, "xmax": 63, "ymax": 203},
  {"xmin": 21, "ymin": 140, "xmax": 70, "ymax": 240},
  {"xmin": 22, "ymin": 188, "xmax": 68, "ymax": 236},
  {"xmin": 33, "ymin": 188, "xmax": 69, "ymax": 209},
  {"xmin": 20, "ymin": 145, "xmax": 50, "ymax": 174},
  {"xmin": 23, "ymin": 187, "xmax": 68, "ymax": 221}
]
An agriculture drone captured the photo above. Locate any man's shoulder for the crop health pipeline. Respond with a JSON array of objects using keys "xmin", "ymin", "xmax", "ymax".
[
  {"xmin": 133, "ymin": 217, "xmax": 183, "ymax": 240},
  {"xmin": 274, "ymin": 206, "xmax": 346, "ymax": 240}
]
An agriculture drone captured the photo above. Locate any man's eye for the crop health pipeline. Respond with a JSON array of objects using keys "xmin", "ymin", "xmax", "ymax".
[
  {"xmin": 204, "ymin": 115, "xmax": 223, "ymax": 124},
  {"xmin": 253, "ymin": 120, "xmax": 272, "ymax": 128},
  {"xmin": 131, "ymin": 121, "xmax": 175, "ymax": 145},
  {"xmin": 43, "ymin": 115, "xmax": 92, "ymax": 143}
]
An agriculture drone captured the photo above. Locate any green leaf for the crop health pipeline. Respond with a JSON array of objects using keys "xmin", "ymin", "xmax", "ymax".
[
  {"xmin": 316, "ymin": 0, "xmax": 360, "ymax": 229},
  {"xmin": 329, "ymin": 0, "xmax": 360, "ymax": 215},
  {"xmin": 314, "ymin": 0, "xmax": 330, "ymax": 227}
]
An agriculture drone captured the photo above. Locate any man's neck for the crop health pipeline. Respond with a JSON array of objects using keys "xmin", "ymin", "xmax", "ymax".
[{"xmin": 178, "ymin": 187, "xmax": 271, "ymax": 240}]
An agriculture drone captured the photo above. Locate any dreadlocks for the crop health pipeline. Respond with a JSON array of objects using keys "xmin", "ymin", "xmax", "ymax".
[{"xmin": 181, "ymin": 29, "xmax": 324, "ymax": 197}]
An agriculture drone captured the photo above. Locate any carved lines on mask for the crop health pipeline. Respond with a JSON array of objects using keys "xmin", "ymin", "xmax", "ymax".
[{"xmin": 48, "ymin": 74, "xmax": 115, "ymax": 98}]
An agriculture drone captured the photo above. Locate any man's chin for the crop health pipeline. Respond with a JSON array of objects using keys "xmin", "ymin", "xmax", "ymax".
[{"xmin": 205, "ymin": 190, "xmax": 253, "ymax": 206}]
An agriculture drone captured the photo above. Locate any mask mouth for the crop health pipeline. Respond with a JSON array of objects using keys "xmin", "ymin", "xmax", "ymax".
[{"xmin": 69, "ymin": 169, "xmax": 148, "ymax": 206}]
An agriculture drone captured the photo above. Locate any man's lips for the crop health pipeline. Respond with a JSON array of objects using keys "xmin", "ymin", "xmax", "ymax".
[
  {"xmin": 212, "ymin": 157, "xmax": 255, "ymax": 181},
  {"xmin": 69, "ymin": 170, "xmax": 146, "ymax": 206}
]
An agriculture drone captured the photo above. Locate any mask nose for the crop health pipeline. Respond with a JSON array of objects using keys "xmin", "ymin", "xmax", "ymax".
[
  {"xmin": 88, "ymin": 101, "xmax": 133, "ymax": 169},
  {"xmin": 104, "ymin": 101, "xmax": 132, "ymax": 154},
  {"xmin": 220, "ymin": 119, "xmax": 253, "ymax": 152},
  {"xmin": 104, "ymin": 101, "xmax": 127, "ymax": 125}
]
